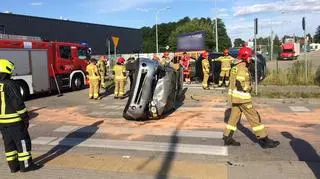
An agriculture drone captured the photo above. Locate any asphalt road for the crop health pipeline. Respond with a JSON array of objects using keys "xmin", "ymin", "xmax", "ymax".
[{"xmin": 0, "ymin": 87, "xmax": 320, "ymax": 179}]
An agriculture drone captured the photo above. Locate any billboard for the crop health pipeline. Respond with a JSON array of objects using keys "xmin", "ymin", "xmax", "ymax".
[{"xmin": 177, "ymin": 31, "xmax": 205, "ymax": 51}]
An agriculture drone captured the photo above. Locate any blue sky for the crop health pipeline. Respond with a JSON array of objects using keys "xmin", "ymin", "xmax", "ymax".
[{"xmin": 1, "ymin": 0, "xmax": 320, "ymax": 42}]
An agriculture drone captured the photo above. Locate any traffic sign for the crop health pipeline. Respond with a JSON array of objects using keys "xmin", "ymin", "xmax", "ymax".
[{"xmin": 112, "ymin": 36, "xmax": 119, "ymax": 48}]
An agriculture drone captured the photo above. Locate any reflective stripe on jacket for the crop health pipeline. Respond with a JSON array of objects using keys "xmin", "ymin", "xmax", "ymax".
[
  {"xmin": 228, "ymin": 61, "xmax": 252, "ymax": 104},
  {"xmin": 0, "ymin": 80, "xmax": 28, "ymax": 126},
  {"xmin": 217, "ymin": 55, "xmax": 233, "ymax": 71},
  {"xmin": 202, "ymin": 58, "xmax": 210, "ymax": 74},
  {"xmin": 113, "ymin": 64, "xmax": 126, "ymax": 80},
  {"xmin": 86, "ymin": 64, "xmax": 100, "ymax": 80}
]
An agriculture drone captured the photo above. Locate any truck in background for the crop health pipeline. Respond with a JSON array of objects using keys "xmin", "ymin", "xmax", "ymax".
[
  {"xmin": 279, "ymin": 38, "xmax": 300, "ymax": 60},
  {"xmin": 0, "ymin": 34, "xmax": 90, "ymax": 99}
]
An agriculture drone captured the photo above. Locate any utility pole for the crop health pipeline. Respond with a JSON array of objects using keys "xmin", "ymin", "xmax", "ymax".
[
  {"xmin": 302, "ymin": 17, "xmax": 307, "ymax": 81},
  {"xmin": 214, "ymin": 0, "xmax": 218, "ymax": 52},
  {"xmin": 270, "ymin": 30, "xmax": 274, "ymax": 62},
  {"xmin": 254, "ymin": 18, "xmax": 258, "ymax": 95},
  {"xmin": 156, "ymin": 7, "xmax": 170, "ymax": 55}
]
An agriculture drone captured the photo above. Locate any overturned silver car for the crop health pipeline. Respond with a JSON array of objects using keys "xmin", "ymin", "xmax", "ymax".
[{"xmin": 123, "ymin": 58, "xmax": 183, "ymax": 120}]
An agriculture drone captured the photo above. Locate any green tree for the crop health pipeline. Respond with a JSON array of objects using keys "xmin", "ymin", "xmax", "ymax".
[
  {"xmin": 314, "ymin": 26, "xmax": 320, "ymax": 43},
  {"xmin": 234, "ymin": 38, "xmax": 245, "ymax": 47},
  {"xmin": 213, "ymin": 18, "xmax": 232, "ymax": 51}
]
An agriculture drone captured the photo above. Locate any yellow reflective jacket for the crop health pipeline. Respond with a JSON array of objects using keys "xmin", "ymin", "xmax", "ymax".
[
  {"xmin": 228, "ymin": 62, "xmax": 252, "ymax": 104},
  {"xmin": 96, "ymin": 59, "xmax": 106, "ymax": 77},
  {"xmin": 113, "ymin": 64, "xmax": 126, "ymax": 80},
  {"xmin": 86, "ymin": 64, "xmax": 100, "ymax": 80},
  {"xmin": 0, "ymin": 80, "xmax": 28, "ymax": 126},
  {"xmin": 202, "ymin": 58, "xmax": 210, "ymax": 74},
  {"xmin": 217, "ymin": 55, "xmax": 233, "ymax": 71}
]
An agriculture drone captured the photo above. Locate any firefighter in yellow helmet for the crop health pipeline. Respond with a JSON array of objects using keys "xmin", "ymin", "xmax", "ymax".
[
  {"xmin": 217, "ymin": 49, "xmax": 234, "ymax": 87},
  {"xmin": 97, "ymin": 56, "xmax": 107, "ymax": 89},
  {"xmin": 113, "ymin": 57, "xmax": 126, "ymax": 99},
  {"xmin": 0, "ymin": 59, "xmax": 42, "ymax": 173},
  {"xmin": 201, "ymin": 51, "xmax": 210, "ymax": 90},
  {"xmin": 223, "ymin": 48, "xmax": 280, "ymax": 149},
  {"xmin": 86, "ymin": 58, "xmax": 100, "ymax": 99}
]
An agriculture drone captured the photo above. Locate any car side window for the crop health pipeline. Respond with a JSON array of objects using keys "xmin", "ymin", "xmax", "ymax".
[{"xmin": 59, "ymin": 46, "xmax": 71, "ymax": 59}]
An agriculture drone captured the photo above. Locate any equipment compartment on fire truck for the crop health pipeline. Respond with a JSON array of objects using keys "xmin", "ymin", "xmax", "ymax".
[{"xmin": 0, "ymin": 34, "xmax": 90, "ymax": 99}]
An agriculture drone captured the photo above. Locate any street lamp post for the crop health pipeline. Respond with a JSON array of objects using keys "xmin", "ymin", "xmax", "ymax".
[
  {"xmin": 156, "ymin": 7, "xmax": 170, "ymax": 55},
  {"xmin": 214, "ymin": 0, "xmax": 218, "ymax": 52}
]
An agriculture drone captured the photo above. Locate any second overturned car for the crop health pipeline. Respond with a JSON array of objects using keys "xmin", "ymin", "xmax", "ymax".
[{"xmin": 123, "ymin": 58, "xmax": 183, "ymax": 121}]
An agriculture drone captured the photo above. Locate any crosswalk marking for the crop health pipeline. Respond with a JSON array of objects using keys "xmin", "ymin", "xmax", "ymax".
[
  {"xmin": 289, "ymin": 106, "xmax": 311, "ymax": 112},
  {"xmin": 32, "ymin": 137, "xmax": 228, "ymax": 156},
  {"xmin": 54, "ymin": 126, "xmax": 223, "ymax": 139}
]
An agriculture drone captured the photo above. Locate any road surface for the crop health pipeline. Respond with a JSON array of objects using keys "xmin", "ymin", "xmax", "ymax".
[{"xmin": 0, "ymin": 87, "xmax": 319, "ymax": 179}]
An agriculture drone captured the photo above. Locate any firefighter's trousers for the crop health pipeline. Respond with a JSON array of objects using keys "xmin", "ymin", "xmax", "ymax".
[
  {"xmin": 202, "ymin": 72, "xmax": 209, "ymax": 88},
  {"xmin": 89, "ymin": 79, "xmax": 99, "ymax": 99},
  {"xmin": 114, "ymin": 78, "xmax": 125, "ymax": 97},
  {"xmin": 219, "ymin": 69, "xmax": 230, "ymax": 86},
  {"xmin": 223, "ymin": 103, "xmax": 267, "ymax": 139},
  {"xmin": 0, "ymin": 123, "xmax": 33, "ymax": 172},
  {"xmin": 100, "ymin": 75, "xmax": 105, "ymax": 89}
]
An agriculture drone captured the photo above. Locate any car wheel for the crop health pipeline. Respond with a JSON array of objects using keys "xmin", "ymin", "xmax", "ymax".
[{"xmin": 71, "ymin": 74, "xmax": 84, "ymax": 91}]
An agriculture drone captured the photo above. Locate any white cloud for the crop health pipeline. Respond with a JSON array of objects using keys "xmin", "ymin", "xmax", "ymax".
[
  {"xmin": 234, "ymin": 0, "xmax": 320, "ymax": 16},
  {"xmin": 136, "ymin": 8, "xmax": 153, "ymax": 12},
  {"xmin": 29, "ymin": 2, "xmax": 43, "ymax": 6},
  {"xmin": 218, "ymin": 13, "xmax": 229, "ymax": 17}
]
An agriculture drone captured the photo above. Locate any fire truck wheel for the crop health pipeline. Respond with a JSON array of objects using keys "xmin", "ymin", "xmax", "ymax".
[
  {"xmin": 16, "ymin": 80, "xmax": 30, "ymax": 100},
  {"xmin": 71, "ymin": 74, "xmax": 84, "ymax": 91}
]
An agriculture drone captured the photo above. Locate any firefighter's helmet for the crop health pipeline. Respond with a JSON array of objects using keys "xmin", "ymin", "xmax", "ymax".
[
  {"xmin": 237, "ymin": 47, "xmax": 252, "ymax": 62},
  {"xmin": 117, "ymin": 57, "xmax": 125, "ymax": 64},
  {"xmin": 223, "ymin": 49, "xmax": 229, "ymax": 55},
  {"xmin": 202, "ymin": 51, "xmax": 209, "ymax": 58},
  {"xmin": 0, "ymin": 59, "xmax": 15, "ymax": 74}
]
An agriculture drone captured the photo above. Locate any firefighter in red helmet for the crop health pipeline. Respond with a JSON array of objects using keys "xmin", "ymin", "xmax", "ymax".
[
  {"xmin": 223, "ymin": 47, "xmax": 280, "ymax": 149},
  {"xmin": 160, "ymin": 52, "xmax": 170, "ymax": 65},
  {"xmin": 216, "ymin": 49, "xmax": 234, "ymax": 87},
  {"xmin": 113, "ymin": 57, "xmax": 126, "ymax": 99},
  {"xmin": 201, "ymin": 51, "xmax": 210, "ymax": 90}
]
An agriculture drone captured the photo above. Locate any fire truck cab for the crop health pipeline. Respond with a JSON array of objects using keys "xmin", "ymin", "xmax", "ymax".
[{"xmin": 0, "ymin": 36, "xmax": 90, "ymax": 99}]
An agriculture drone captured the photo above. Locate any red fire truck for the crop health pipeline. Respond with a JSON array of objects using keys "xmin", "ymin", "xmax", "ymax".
[{"xmin": 0, "ymin": 35, "xmax": 90, "ymax": 98}]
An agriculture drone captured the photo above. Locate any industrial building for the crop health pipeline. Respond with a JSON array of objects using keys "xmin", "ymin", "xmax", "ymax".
[{"xmin": 0, "ymin": 12, "xmax": 142, "ymax": 54}]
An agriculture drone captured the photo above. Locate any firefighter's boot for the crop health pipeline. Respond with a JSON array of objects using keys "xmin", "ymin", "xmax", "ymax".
[
  {"xmin": 223, "ymin": 132, "xmax": 240, "ymax": 146},
  {"xmin": 20, "ymin": 163, "xmax": 43, "ymax": 173},
  {"xmin": 258, "ymin": 136, "xmax": 280, "ymax": 149}
]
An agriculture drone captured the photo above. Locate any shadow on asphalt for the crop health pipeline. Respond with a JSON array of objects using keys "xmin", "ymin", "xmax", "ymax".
[
  {"xmin": 282, "ymin": 132, "xmax": 320, "ymax": 178},
  {"xmin": 224, "ymin": 108, "xmax": 258, "ymax": 143},
  {"xmin": 33, "ymin": 120, "xmax": 104, "ymax": 165},
  {"xmin": 155, "ymin": 117, "xmax": 190, "ymax": 179},
  {"xmin": 28, "ymin": 107, "xmax": 47, "ymax": 121}
]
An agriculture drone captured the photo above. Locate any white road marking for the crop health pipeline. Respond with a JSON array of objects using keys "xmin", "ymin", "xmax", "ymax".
[
  {"xmin": 54, "ymin": 125, "xmax": 223, "ymax": 139},
  {"xmin": 289, "ymin": 106, "xmax": 311, "ymax": 112},
  {"xmin": 32, "ymin": 137, "xmax": 58, "ymax": 145},
  {"xmin": 32, "ymin": 137, "xmax": 228, "ymax": 156}
]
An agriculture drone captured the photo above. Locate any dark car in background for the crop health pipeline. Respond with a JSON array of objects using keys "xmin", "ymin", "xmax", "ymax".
[{"xmin": 194, "ymin": 49, "xmax": 267, "ymax": 84}]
